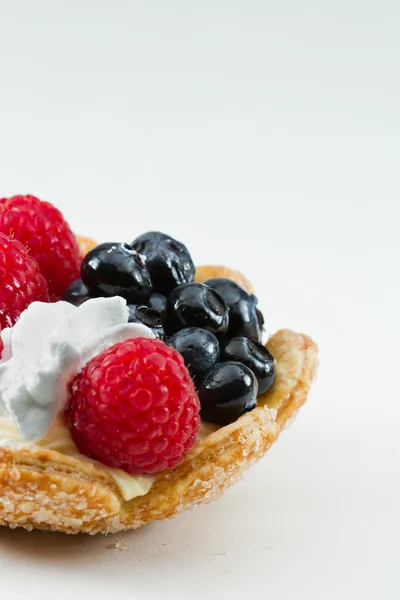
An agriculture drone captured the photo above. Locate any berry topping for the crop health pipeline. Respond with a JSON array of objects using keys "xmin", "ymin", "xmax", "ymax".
[
  {"xmin": 197, "ymin": 361, "xmax": 258, "ymax": 425},
  {"xmin": 66, "ymin": 337, "xmax": 200, "ymax": 474},
  {"xmin": 148, "ymin": 292, "xmax": 167, "ymax": 315},
  {"xmin": 168, "ymin": 327, "xmax": 220, "ymax": 383},
  {"xmin": 0, "ymin": 195, "xmax": 81, "ymax": 299},
  {"xmin": 0, "ymin": 232, "xmax": 49, "ymax": 329},
  {"xmin": 204, "ymin": 278, "xmax": 264, "ymax": 341},
  {"xmin": 131, "ymin": 231, "xmax": 195, "ymax": 295},
  {"xmin": 81, "ymin": 242, "xmax": 152, "ymax": 304},
  {"xmin": 128, "ymin": 305, "xmax": 165, "ymax": 339},
  {"xmin": 165, "ymin": 282, "xmax": 229, "ymax": 336},
  {"xmin": 221, "ymin": 337, "xmax": 275, "ymax": 395},
  {"xmin": 62, "ymin": 279, "xmax": 89, "ymax": 306}
]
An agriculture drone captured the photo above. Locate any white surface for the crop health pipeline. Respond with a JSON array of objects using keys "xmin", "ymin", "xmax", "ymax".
[{"xmin": 0, "ymin": 1, "xmax": 399, "ymax": 598}]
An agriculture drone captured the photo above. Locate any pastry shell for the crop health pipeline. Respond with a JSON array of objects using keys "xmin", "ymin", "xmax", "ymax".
[{"xmin": 0, "ymin": 266, "xmax": 318, "ymax": 534}]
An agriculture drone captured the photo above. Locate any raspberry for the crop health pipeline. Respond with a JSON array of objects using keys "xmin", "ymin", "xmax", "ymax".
[
  {"xmin": 0, "ymin": 232, "xmax": 49, "ymax": 329},
  {"xmin": 66, "ymin": 337, "xmax": 201, "ymax": 475},
  {"xmin": 0, "ymin": 195, "xmax": 81, "ymax": 299}
]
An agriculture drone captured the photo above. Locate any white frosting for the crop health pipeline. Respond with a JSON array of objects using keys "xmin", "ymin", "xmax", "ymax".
[{"xmin": 0, "ymin": 297, "xmax": 155, "ymax": 442}]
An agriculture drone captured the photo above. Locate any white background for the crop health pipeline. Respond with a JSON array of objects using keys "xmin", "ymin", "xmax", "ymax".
[{"xmin": 0, "ymin": 1, "xmax": 399, "ymax": 598}]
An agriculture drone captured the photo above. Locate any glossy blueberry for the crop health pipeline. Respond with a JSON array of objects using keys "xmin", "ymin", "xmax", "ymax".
[
  {"xmin": 148, "ymin": 292, "xmax": 167, "ymax": 314},
  {"xmin": 128, "ymin": 305, "xmax": 165, "ymax": 339},
  {"xmin": 197, "ymin": 362, "xmax": 258, "ymax": 425},
  {"xmin": 168, "ymin": 328, "xmax": 220, "ymax": 382},
  {"xmin": 221, "ymin": 337, "xmax": 275, "ymax": 395},
  {"xmin": 62, "ymin": 279, "xmax": 90, "ymax": 306},
  {"xmin": 165, "ymin": 282, "xmax": 229, "ymax": 336},
  {"xmin": 131, "ymin": 231, "xmax": 195, "ymax": 295},
  {"xmin": 81, "ymin": 242, "xmax": 152, "ymax": 304},
  {"xmin": 204, "ymin": 278, "xmax": 264, "ymax": 341}
]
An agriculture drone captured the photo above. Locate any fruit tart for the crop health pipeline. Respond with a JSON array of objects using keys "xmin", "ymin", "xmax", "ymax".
[{"xmin": 0, "ymin": 196, "xmax": 318, "ymax": 534}]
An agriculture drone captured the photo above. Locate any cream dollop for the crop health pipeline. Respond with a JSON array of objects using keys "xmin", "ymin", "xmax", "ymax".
[{"xmin": 0, "ymin": 297, "xmax": 155, "ymax": 442}]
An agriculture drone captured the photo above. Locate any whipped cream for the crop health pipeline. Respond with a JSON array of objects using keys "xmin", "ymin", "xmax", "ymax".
[{"xmin": 0, "ymin": 297, "xmax": 155, "ymax": 442}]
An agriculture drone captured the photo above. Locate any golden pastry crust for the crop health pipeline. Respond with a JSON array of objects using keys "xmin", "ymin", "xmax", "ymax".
[
  {"xmin": 258, "ymin": 329, "xmax": 318, "ymax": 428},
  {"xmin": 0, "ymin": 267, "xmax": 318, "ymax": 535},
  {"xmin": 195, "ymin": 265, "xmax": 255, "ymax": 294},
  {"xmin": 76, "ymin": 235, "xmax": 97, "ymax": 258}
]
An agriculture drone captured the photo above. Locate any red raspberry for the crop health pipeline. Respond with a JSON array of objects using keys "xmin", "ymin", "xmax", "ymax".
[
  {"xmin": 0, "ymin": 232, "xmax": 49, "ymax": 329},
  {"xmin": 0, "ymin": 195, "xmax": 81, "ymax": 300},
  {"xmin": 66, "ymin": 337, "xmax": 201, "ymax": 475}
]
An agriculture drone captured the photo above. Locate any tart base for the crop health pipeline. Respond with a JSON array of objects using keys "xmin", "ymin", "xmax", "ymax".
[
  {"xmin": 0, "ymin": 261, "xmax": 318, "ymax": 534},
  {"xmin": 0, "ymin": 327, "xmax": 318, "ymax": 535}
]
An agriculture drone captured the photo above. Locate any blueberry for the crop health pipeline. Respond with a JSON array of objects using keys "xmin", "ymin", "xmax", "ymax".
[
  {"xmin": 197, "ymin": 362, "xmax": 258, "ymax": 425},
  {"xmin": 128, "ymin": 305, "xmax": 165, "ymax": 339},
  {"xmin": 221, "ymin": 337, "xmax": 275, "ymax": 395},
  {"xmin": 168, "ymin": 328, "xmax": 220, "ymax": 382},
  {"xmin": 131, "ymin": 231, "xmax": 195, "ymax": 295},
  {"xmin": 81, "ymin": 242, "xmax": 152, "ymax": 304},
  {"xmin": 165, "ymin": 282, "xmax": 229, "ymax": 336},
  {"xmin": 62, "ymin": 279, "xmax": 89, "ymax": 306},
  {"xmin": 204, "ymin": 278, "xmax": 264, "ymax": 341},
  {"xmin": 148, "ymin": 292, "xmax": 167, "ymax": 314}
]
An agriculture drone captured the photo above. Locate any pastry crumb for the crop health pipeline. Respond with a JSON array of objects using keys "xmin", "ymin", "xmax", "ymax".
[
  {"xmin": 106, "ymin": 538, "xmax": 130, "ymax": 551},
  {"xmin": 268, "ymin": 408, "xmax": 278, "ymax": 421}
]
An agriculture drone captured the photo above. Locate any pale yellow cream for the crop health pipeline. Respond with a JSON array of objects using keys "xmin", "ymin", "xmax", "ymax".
[
  {"xmin": 0, "ymin": 416, "xmax": 154, "ymax": 501},
  {"xmin": 0, "ymin": 417, "xmax": 219, "ymax": 501}
]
